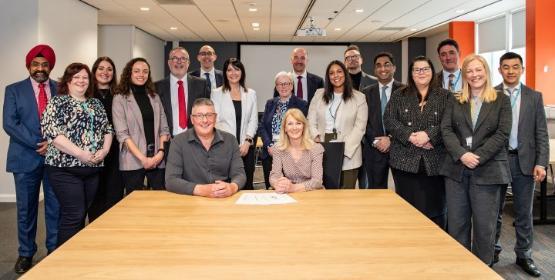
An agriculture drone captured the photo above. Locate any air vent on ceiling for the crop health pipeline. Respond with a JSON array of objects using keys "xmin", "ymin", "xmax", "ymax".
[
  {"xmin": 155, "ymin": 0, "xmax": 195, "ymax": 5},
  {"xmin": 377, "ymin": 27, "xmax": 406, "ymax": 31}
]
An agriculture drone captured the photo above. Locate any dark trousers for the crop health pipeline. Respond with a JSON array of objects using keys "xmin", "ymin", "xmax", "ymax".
[
  {"xmin": 13, "ymin": 166, "xmax": 59, "ymax": 257},
  {"xmin": 262, "ymin": 156, "xmax": 272, "ymax": 189},
  {"xmin": 358, "ymin": 143, "xmax": 369, "ymax": 189},
  {"xmin": 445, "ymin": 169, "xmax": 503, "ymax": 265},
  {"xmin": 392, "ymin": 168, "xmax": 446, "ymax": 229},
  {"xmin": 88, "ymin": 152, "xmax": 123, "ymax": 222},
  {"xmin": 242, "ymin": 146, "xmax": 256, "ymax": 190},
  {"xmin": 46, "ymin": 166, "xmax": 100, "ymax": 247},
  {"xmin": 494, "ymin": 154, "xmax": 535, "ymax": 259},
  {"xmin": 363, "ymin": 149, "xmax": 389, "ymax": 189},
  {"xmin": 121, "ymin": 168, "xmax": 165, "ymax": 195}
]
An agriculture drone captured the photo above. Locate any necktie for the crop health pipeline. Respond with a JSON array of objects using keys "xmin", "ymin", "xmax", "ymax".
[
  {"xmin": 448, "ymin": 73, "xmax": 455, "ymax": 91},
  {"xmin": 507, "ymin": 88, "xmax": 519, "ymax": 149},
  {"xmin": 381, "ymin": 85, "xmax": 388, "ymax": 132},
  {"xmin": 177, "ymin": 80, "xmax": 187, "ymax": 129},
  {"xmin": 38, "ymin": 83, "xmax": 48, "ymax": 119},
  {"xmin": 297, "ymin": 76, "xmax": 303, "ymax": 99},
  {"xmin": 204, "ymin": 72, "xmax": 212, "ymax": 90}
]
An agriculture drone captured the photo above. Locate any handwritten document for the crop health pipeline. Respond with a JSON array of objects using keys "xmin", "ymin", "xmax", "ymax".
[{"xmin": 235, "ymin": 193, "xmax": 297, "ymax": 205}]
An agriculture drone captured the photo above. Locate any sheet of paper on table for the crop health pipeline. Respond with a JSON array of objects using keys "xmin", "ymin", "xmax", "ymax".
[{"xmin": 235, "ymin": 192, "xmax": 297, "ymax": 205}]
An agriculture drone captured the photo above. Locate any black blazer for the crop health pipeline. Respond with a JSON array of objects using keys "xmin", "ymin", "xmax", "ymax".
[
  {"xmin": 362, "ymin": 81, "xmax": 404, "ymax": 142},
  {"xmin": 358, "ymin": 71, "xmax": 378, "ymax": 91},
  {"xmin": 384, "ymin": 86, "xmax": 450, "ymax": 175},
  {"xmin": 494, "ymin": 83, "xmax": 548, "ymax": 175},
  {"xmin": 273, "ymin": 72, "xmax": 324, "ymax": 104},
  {"xmin": 189, "ymin": 69, "xmax": 224, "ymax": 89},
  {"xmin": 155, "ymin": 74, "xmax": 210, "ymax": 136},
  {"xmin": 440, "ymin": 92, "xmax": 512, "ymax": 185},
  {"xmin": 258, "ymin": 96, "xmax": 308, "ymax": 159}
]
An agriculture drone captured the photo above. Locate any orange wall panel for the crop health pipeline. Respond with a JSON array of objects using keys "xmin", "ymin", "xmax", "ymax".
[{"xmin": 449, "ymin": 21, "xmax": 475, "ymax": 59}]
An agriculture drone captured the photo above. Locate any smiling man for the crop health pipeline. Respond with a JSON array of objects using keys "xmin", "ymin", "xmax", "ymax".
[
  {"xmin": 189, "ymin": 45, "xmax": 223, "ymax": 90},
  {"xmin": 155, "ymin": 47, "xmax": 210, "ymax": 137},
  {"xmin": 3, "ymin": 44, "xmax": 60, "ymax": 274},
  {"xmin": 492, "ymin": 52, "xmax": 547, "ymax": 277},
  {"xmin": 165, "ymin": 98, "xmax": 246, "ymax": 197},
  {"xmin": 436, "ymin": 39, "xmax": 462, "ymax": 92},
  {"xmin": 361, "ymin": 52, "xmax": 404, "ymax": 189}
]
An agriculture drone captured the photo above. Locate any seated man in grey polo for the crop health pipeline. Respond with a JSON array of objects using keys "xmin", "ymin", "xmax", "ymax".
[{"xmin": 165, "ymin": 98, "xmax": 246, "ymax": 197}]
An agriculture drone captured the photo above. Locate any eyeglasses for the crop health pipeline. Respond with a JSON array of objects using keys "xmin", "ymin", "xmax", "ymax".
[
  {"xmin": 30, "ymin": 61, "xmax": 50, "ymax": 68},
  {"xmin": 345, "ymin": 54, "xmax": 360, "ymax": 61},
  {"xmin": 276, "ymin": 82, "xmax": 292, "ymax": 87},
  {"xmin": 170, "ymin": 56, "xmax": 189, "ymax": 63},
  {"xmin": 199, "ymin": 51, "xmax": 214, "ymax": 56},
  {"xmin": 375, "ymin": 63, "xmax": 393, "ymax": 69},
  {"xmin": 412, "ymin": 67, "xmax": 432, "ymax": 74},
  {"xmin": 191, "ymin": 113, "xmax": 217, "ymax": 120}
]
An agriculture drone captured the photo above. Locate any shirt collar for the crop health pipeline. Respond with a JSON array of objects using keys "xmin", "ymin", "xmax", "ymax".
[
  {"xmin": 292, "ymin": 70, "xmax": 307, "ymax": 79},
  {"xmin": 187, "ymin": 128, "xmax": 225, "ymax": 146},
  {"xmin": 200, "ymin": 68, "xmax": 215, "ymax": 76},
  {"xmin": 378, "ymin": 79, "xmax": 394, "ymax": 89},
  {"xmin": 30, "ymin": 77, "xmax": 49, "ymax": 88},
  {"xmin": 442, "ymin": 68, "xmax": 460, "ymax": 78},
  {"xmin": 170, "ymin": 74, "xmax": 187, "ymax": 84},
  {"xmin": 503, "ymin": 82, "xmax": 521, "ymax": 92}
]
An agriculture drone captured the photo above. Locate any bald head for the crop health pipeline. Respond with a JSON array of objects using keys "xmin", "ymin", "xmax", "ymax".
[
  {"xmin": 198, "ymin": 45, "xmax": 217, "ymax": 71},
  {"xmin": 291, "ymin": 48, "xmax": 308, "ymax": 75}
]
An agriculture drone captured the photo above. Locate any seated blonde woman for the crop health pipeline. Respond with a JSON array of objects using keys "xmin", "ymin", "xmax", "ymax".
[{"xmin": 270, "ymin": 108, "xmax": 324, "ymax": 193}]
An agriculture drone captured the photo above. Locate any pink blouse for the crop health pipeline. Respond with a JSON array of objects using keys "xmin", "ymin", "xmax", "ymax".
[{"xmin": 269, "ymin": 143, "xmax": 324, "ymax": 191}]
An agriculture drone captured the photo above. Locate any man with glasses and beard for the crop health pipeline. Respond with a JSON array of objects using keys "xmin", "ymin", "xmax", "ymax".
[
  {"xmin": 3, "ymin": 44, "xmax": 60, "ymax": 274},
  {"xmin": 155, "ymin": 47, "xmax": 210, "ymax": 137},
  {"xmin": 165, "ymin": 98, "xmax": 246, "ymax": 197}
]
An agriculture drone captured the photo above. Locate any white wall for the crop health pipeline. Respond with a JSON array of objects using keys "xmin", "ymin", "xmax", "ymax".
[
  {"xmin": 0, "ymin": 0, "xmax": 97, "ymax": 202},
  {"xmin": 98, "ymin": 25, "xmax": 165, "ymax": 82},
  {"xmin": 133, "ymin": 28, "xmax": 165, "ymax": 81},
  {"xmin": 426, "ymin": 31, "xmax": 449, "ymax": 72}
]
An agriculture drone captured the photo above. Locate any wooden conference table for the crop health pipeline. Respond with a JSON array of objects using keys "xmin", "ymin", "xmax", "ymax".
[{"xmin": 23, "ymin": 190, "xmax": 500, "ymax": 279}]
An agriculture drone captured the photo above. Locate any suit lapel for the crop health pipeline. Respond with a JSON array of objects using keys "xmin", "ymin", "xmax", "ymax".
[
  {"xmin": 474, "ymin": 100, "xmax": 493, "ymax": 131},
  {"xmin": 517, "ymin": 84, "xmax": 529, "ymax": 132},
  {"xmin": 463, "ymin": 101, "xmax": 473, "ymax": 129},
  {"xmin": 159, "ymin": 78, "xmax": 173, "ymax": 131},
  {"xmin": 22, "ymin": 79, "xmax": 41, "ymax": 128},
  {"xmin": 127, "ymin": 93, "xmax": 145, "ymax": 136}
]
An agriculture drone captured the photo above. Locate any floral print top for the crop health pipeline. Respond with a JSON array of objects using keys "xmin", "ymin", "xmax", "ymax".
[{"xmin": 41, "ymin": 95, "xmax": 113, "ymax": 167}]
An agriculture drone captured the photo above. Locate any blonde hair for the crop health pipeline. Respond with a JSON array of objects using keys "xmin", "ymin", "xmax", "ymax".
[
  {"xmin": 275, "ymin": 108, "xmax": 314, "ymax": 151},
  {"xmin": 456, "ymin": 54, "xmax": 497, "ymax": 104}
]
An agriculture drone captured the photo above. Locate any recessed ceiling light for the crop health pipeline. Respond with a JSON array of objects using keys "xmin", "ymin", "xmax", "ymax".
[
  {"xmin": 334, "ymin": 27, "xmax": 341, "ymax": 31},
  {"xmin": 249, "ymin": 7, "xmax": 258, "ymax": 12},
  {"xmin": 253, "ymin": 27, "xmax": 260, "ymax": 31},
  {"xmin": 170, "ymin": 27, "xmax": 177, "ymax": 30},
  {"xmin": 410, "ymin": 28, "xmax": 417, "ymax": 31},
  {"xmin": 355, "ymin": 9, "xmax": 364, "ymax": 13},
  {"xmin": 456, "ymin": 9, "xmax": 465, "ymax": 14},
  {"xmin": 251, "ymin": 22, "xmax": 260, "ymax": 27},
  {"xmin": 140, "ymin": 7, "xmax": 150, "ymax": 11}
]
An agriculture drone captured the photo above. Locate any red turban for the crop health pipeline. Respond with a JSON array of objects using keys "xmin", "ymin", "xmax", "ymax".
[{"xmin": 26, "ymin": 44, "xmax": 56, "ymax": 69}]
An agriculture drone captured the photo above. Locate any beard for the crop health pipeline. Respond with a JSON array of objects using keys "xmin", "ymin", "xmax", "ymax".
[{"xmin": 31, "ymin": 70, "xmax": 49, "ymax": 83}]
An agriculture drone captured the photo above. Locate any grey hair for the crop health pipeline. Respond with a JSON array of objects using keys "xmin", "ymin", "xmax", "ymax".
[
  {"xmin": 192, "ymin": 98, "xmax": 214, "ymax": 109},
  {"xmin": 274, "ymin": 71, "xmax": 294, "ymax": 84}
]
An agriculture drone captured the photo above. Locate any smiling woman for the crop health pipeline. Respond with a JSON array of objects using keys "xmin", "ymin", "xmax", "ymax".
[{"xmin": 41, "ymin": 62, "xmax": 113, "ymax": 248}]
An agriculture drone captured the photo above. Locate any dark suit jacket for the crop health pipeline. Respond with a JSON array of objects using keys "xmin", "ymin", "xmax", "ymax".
[
  {"xmin": 362, "ymin": 81, "xmax": 404, "ymax": 160},
  {"xmin": 358, "ymin": 71, "xmax": 378, "ymax": 91},
  {"xmin": 495, "ymin": 83, "xmax": 548, "ymax": 174},
  {"xmin": 440, "ymin": 92, "xmax": 512, "ymax": 185},
  {"xmin": 3, "ymin": 78, "xmax": 57, "ymax": 172},
  {"xmin": 155, "ymin": 74, "xmax": 210, "ymax": 136},
  {"xmin": 273, "ymin": 72, "xmax": 324, "ymax": 104},
  {"xmin": 189, "ymin": 69, "xmax": 224, "ymax": 88},
  {"xmin": 258, "ymin": 96, "xmax": 308, "ymax": 159},
  {"xmin": 384, "ymin": 86, "xmax": 450, "ymax": 175}
]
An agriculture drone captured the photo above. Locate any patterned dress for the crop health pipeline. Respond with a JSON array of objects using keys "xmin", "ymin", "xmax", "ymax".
[{"xmin": 41, "ymin": 95, "xmax": 113, "ymax": 167}]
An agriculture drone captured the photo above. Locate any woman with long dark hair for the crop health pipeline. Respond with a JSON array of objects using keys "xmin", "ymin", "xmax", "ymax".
[
  {"xmin": 384, "ymin": 56, "xmax": 450, "ymax": 229},
  {"xmin": 211, "ymin": 58, "xmax": 258, "ymax": 190},
  {"xmin": 308, "ymin": 60, "xmax": 368, "ymax": 188},
  {"xmin": 88, "ymin": 57, "xmax": 124, "ymax": 221},
  {"xmin": 112, "ymin": 58, "xmax": 170, "ymax": 194}
]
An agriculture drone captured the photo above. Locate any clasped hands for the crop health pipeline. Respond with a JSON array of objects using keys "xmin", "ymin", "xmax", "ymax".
[
  {"xmin": 77, "ymin": 148, "xmax": 110, "ymax": 165},
  {"xmin": 273, "ymin": 177, "xmax": 295, "ymax": 194},
  {"xmin": 408, "ymin": 131, "xmax": 433, "ymax": 150},
  {"xmin": 195, "ymin": 180, "xmax": 239, "ymax": 198}
]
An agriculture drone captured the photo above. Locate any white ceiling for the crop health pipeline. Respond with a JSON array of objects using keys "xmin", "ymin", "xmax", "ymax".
[{"xmin": 82, "ymin": 0, "xmax": 525, "ymax": 42}]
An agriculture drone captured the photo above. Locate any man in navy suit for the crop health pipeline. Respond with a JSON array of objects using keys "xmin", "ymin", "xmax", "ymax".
[
  {"xmin": 493, "ymin": 52, "xmax": 547, "ymax": 277},
  {"xmin": 361, "ymin": 52, "xmax": 404, "ymax": 189},
  {"xmin": 273, "ymin": 47, "xmax": 324, "ymax": 105},
  {"xmin": 3, "ymin": 44, "xmax": 60, "ymax": 274},
  {"xmin": 189, "ymin": 45, "xmax": 223, "ymax": 91}
]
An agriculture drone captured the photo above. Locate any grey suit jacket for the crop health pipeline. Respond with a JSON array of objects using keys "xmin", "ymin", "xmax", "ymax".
[
  {"xmin": 495, "ymin": 84, "xmax": 549, "ymax": 175},
  {"xmin": 440, "ymin": 92, "xmax": 512, "ymax": 185},
  {"xmin": 155, "ymin": 74, "xmax": 210, "ymax": 135},
  {"xmin": 358, "ymin": 71, "xmax": 377, "ymax": 91},
  {"xmin": 112, "ymin": 92, "xmax": 170, "ymax": 171}
]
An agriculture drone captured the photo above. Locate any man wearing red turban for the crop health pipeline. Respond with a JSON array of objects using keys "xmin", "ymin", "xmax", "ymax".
[{"xmin": 2, "ymin": 44, "xmax": 59, "ymax": 274}]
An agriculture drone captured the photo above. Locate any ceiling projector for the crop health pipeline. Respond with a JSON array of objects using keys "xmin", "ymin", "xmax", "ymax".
[{"xmin": 295, "ymin": 17, "xmax": 326, "ymax": 37}]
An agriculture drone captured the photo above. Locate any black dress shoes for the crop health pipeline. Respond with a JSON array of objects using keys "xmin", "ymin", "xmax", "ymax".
[
  {"xmin": 516, "ymin": 258, "xmax": 541, "ymax": 277},
  {"xmin": 14, "ymin": 256, "xmax": 33, "ymax": 274}
]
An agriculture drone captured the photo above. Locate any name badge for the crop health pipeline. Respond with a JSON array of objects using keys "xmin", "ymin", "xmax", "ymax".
[{"xmin": 465, "ymin": 137, "xmax": 472, "ymax": 148}]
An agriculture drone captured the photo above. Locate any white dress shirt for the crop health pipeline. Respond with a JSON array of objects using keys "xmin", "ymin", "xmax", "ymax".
[
  {"xmin": 170, "ymin": 74, "xmax": 189, "ymax": 136},
  {"xmin": 200, "ymin": 68, "xmax": 217, "ymax": 90}
]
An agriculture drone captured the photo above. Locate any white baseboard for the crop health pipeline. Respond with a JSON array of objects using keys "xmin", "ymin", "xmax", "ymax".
[{"xmin": 0, "ymin": 192, "xmax": 44, "ymax": 203}]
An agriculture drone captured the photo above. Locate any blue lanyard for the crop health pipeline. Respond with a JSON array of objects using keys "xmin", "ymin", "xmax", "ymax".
[{"xmin": 443, "ymin": 71, "xmax": 461, "ymax": 89}]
